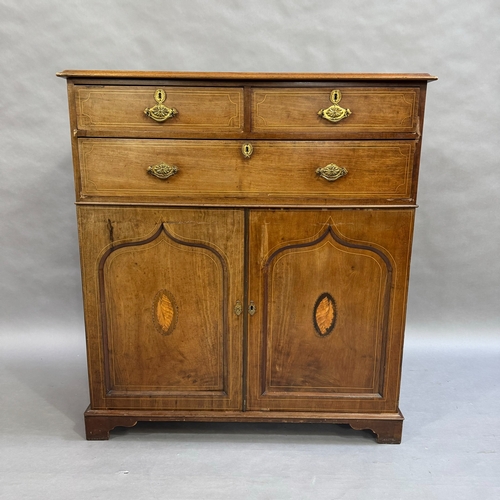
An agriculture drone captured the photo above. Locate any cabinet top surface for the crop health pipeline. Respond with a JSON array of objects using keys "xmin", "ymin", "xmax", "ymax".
[{"xmin": 57, "ymin": 70, "xmax": 437, "ymax": 81}]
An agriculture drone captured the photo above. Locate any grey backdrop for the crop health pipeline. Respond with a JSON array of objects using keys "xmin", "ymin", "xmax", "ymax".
[
  {"xmin": 2, "ymin": 2, "xmax": 500, "ymax": 498},
  {"xmin": 1, "ymin": 1, "xmax": 499, "ymax": 341}
]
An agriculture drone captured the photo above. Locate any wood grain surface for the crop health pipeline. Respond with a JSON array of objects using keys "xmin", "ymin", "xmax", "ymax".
[
  {"xmin": 78, "ymin": 139, "xmax": 415, "ymax": 205},
  {"xmin": 77, "ymin": 206, "xmax": 244, "ymax": 411},
  {"xmin": 75, "ymin": 86, "xmax": 244, "ymax": 134},
  {"xmin": 246, "ymin": 209, "xmax": 414, "ymax": 413},
  {"xmin": 252, "ymin": 87, "xmax": 420, "ymax": 133}
]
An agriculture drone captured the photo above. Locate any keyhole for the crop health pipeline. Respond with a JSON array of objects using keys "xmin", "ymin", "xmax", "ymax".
[
  {"xmin": 155, "ymin": 89, "xmax": 165, "ymax": 103},
  {"xmin": 331, "ymin": 90, "xmax": 341, "ymax": 103},
  {"xmin": 242, "ymin": 143, "xmax": 253, "ymax": 158},
  {"xmin": 248, "ymin": 301, "xmax": 256, "ymax": 316}
]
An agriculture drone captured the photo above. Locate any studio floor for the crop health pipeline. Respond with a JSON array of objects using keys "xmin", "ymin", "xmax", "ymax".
[{"xmin": 1, "ymin": 330, "xmax": 499, "ymax": 500}]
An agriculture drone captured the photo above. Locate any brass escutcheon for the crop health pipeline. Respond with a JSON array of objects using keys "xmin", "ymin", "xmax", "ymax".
[
  {"xmin": 242, "ymin": 143, "xmax": 253, "ymax": 158},
  {"xmin": 248, "ymin": 301, "xmax": 257, "ymax": 316},
  {"xmin": 234, "ymin": 300, "xmax": 243, "ymax": 316},
  {"xmin": 144, "ymin": 89, "xmax": 178, "ymax": 122},
  {"xmin": 318, "ymin": 90, "xmax": 352, "ymax": 123}
]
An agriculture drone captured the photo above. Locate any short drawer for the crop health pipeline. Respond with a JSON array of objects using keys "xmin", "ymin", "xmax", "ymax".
[
  {"xmin": 74, "ymin": 86, "xmax": 244, "ymax": 136},
  {"xmin": 78, "ymin": 139, "xmax": 415, "ymax": 205},
  {"xmin": 242, "ymin": 141, "xmax": 416, "ymax": 203},
  {"xmin": 251, "ymin": 87, "xmax": 420, "ymax": 135},
  {"xmin": 78, "ymin": 139, "xmax": 243, "ymax": 201}
]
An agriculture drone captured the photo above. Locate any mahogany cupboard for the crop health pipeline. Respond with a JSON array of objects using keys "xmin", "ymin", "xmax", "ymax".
[{"xmin": 57, "ymin": 71, "xmax": 436, "ymax": 443}]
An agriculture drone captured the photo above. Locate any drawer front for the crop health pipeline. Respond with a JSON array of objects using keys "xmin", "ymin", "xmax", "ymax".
[
  {"xmin": 75, "ymin": 86, "xmax": 244, "ymax": 135},
  {"xmin": 251, "ymin": 87, "xmax": 420, "ymax": 135},
  {"xmin": 78, "ymin": 139, "xmax": 415, "ymax": 204},
  {"xmin": 79, "ymin": 139, "xmax": 244, "ymax": 200},
  {"xmin": 243, "ymin": 141, "xmax": 415, "ymax": 202}
]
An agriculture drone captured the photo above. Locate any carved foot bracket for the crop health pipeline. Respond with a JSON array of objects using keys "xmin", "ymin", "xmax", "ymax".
[
  {"xmin": 348, "ymin": 418, "xmax": 403, "ymax": 444},
  {"xmin": 84, "ymin": 409, "xmax": 138, "ymax": 440}
]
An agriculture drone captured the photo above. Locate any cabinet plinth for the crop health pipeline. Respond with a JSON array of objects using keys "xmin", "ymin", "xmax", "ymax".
[{"xmin": 58, "ymin": 71, "xmax": 436, "ymax": 442}]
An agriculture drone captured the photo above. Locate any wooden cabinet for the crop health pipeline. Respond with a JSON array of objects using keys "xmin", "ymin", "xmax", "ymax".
[{"xmin": 58, "ymin": 71, "xmax": 436, "ymax": 443}]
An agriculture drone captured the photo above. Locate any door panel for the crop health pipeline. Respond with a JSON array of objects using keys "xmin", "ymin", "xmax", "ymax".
[
  {"xmin": 246, "ymin": 209, "xmax": 414, "ymax": 412},
  {"xmin": 78, "ymin": 206, "xmax": 244, "ymax": 410}
]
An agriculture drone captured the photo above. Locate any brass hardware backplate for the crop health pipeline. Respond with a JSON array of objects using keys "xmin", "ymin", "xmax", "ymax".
[
  {"xmin": 316, "ymin": 163, "xmax": 348, "ymax": 182},
  {"xmin": 234, "ymin": 300, "xmax": 243, "ymax": 316},
  {"xmin": 248, "ymin": 301, "xmax": 257, "ymax": 316},
  {"xmin": 318, "ymin": 90, "xmax": 352, "ymax": 123},
  {"xmin": 147, "ymin": 162, "xmax": 178, "ymax": 179},
  {"xmin": 242, "ymin": 143, "xmax": 253, "ymax": 158},
  {"xmin": 144, "ymin": 89, "xmax": 178, "ymax": 122}
]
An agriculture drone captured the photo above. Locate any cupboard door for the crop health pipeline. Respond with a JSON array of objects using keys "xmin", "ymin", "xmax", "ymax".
[
  {"xmin": 78, "ymin": 206, "xmax": 244, "ymax": 410},
  {"xmin": 246, "ymin": 209, "xmax": 414, "ymax": 413}
]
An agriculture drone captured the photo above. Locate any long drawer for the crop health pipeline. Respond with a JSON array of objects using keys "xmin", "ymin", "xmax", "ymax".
[{"xmin": 78, "ymin": 139, "xmax": 416, "ymax": 205}]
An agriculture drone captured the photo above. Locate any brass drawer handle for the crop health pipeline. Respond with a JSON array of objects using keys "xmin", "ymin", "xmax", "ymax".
[
  {"xmin": 144, "ymin": 89, "xmax": 178, "ymax": 122},
  {"xmin": 318, "ymin": 90, "xmax": 351, "ymax": 123},
  {"xmin": 316, "ymin": 163, "xmax": 348, "ymax": 182},
  {"xmin": 147, "ymin": 162, "xmax": 178, "ymax": 179}
]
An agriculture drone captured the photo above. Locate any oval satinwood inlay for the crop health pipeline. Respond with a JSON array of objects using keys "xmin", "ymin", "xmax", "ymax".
[
  {"xmin": 313, "ymin": 292, "xmax": 336, "ymax": 337},
  {"xmin": 152, "ymin": 289, "xmax": 178, "ymax": 336}
]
